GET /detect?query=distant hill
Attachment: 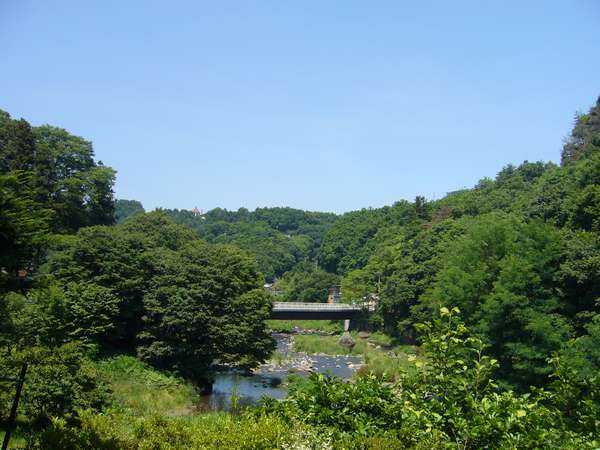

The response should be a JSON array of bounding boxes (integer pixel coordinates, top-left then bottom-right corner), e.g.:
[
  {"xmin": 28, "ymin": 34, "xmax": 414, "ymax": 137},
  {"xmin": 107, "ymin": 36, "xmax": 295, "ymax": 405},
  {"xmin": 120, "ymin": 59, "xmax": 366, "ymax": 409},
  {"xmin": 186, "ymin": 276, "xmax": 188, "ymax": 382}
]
[
  {"xmin": 161, "ymin": 207, "xmax": 338, "ymax": 281},
  {"xmin": 115, "ymin": 199, "xmax": 145, "ymax": 223}
]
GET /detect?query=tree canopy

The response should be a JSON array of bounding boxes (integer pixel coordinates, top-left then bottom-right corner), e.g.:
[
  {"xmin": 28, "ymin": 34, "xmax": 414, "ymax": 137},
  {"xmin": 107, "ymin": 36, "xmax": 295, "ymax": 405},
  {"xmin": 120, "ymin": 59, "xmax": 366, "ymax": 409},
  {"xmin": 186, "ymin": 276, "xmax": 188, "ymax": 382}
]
[
  {"xmin": 324, "ymin": 97, "xmax": 600, "ymax": 389},
  {"xmin": 163, "ymin": 206, "xmax": 338, "ymax": 281},
  {"xmin": 115, "ymin": 199, "xmax": 145, "ymax": 223},
  {"xmin": 38, "ymin": 212, "xmax": 275, "ymax": 381}
]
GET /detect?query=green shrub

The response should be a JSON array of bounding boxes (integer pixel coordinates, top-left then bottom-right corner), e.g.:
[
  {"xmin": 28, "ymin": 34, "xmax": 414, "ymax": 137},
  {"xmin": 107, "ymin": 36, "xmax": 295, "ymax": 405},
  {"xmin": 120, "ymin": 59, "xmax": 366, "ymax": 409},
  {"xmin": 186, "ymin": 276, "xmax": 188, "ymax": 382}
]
[
  {"xmin": 27, "ymin": 411, "xmax": 329, "ymax": 450},
  {"xmin": 263, "ymin": 308, "xmax": 600, "ymax": 449},
  {"xmin": 0, "ymin": 342, "xmax": 106, "ymax": 424}
]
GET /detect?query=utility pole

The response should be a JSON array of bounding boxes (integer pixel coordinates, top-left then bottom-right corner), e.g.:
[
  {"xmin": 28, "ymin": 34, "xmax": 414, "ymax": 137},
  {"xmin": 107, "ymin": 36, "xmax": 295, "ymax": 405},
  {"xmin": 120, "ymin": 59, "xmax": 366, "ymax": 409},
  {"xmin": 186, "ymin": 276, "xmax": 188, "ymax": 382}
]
[{"xmin": 1, "ymin": 364, "xmax": 27, "ymax": 450}]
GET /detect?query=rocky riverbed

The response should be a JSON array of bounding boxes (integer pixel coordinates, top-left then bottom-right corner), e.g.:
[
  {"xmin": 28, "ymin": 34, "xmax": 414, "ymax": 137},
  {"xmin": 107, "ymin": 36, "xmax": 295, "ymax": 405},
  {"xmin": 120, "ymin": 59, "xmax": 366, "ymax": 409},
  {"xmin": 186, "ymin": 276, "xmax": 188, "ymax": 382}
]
[{"xmin": 196, "ymin": 332, "xmax": 364, "ymax": 412}]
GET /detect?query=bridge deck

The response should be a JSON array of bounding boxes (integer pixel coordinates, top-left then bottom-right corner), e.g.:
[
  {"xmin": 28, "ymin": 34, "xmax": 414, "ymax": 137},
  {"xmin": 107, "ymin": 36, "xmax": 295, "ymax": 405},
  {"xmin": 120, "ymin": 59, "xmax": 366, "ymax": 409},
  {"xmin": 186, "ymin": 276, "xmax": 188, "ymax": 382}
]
[{"xmin": 271, "ymin": 302, "xmax": 368, "ymax": 320}]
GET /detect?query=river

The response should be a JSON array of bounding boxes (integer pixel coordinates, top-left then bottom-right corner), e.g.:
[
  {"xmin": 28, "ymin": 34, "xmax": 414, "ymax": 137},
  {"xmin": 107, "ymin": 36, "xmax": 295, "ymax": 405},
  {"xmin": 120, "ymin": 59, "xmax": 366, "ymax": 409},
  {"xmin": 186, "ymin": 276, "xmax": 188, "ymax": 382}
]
[{"xmin": 196, "ymin": 333, "xmax": 363, "ymax": 412}]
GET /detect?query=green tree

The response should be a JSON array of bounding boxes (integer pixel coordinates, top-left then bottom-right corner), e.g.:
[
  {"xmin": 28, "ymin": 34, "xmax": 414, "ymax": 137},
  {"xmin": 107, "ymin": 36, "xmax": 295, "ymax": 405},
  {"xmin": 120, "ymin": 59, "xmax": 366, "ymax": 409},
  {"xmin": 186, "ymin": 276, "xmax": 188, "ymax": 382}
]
[
  {"xmin": 32, "ymin": 125, "xmax": 116, "ymax": 232},
  {"xmin": 0, "ymin": 171, "xmax": 52, "ymax": 291},
  {"xmin": 114, "ymin": 199, "xmax": 145, "ymax": 223},
  {"xmin": 42, "ymin": 213, "xmax": 275, "ymax": 383},
  {"xmin": 422, "ymin": 213, "xmax": 572, "ymax": 388},
  {"xmin": 0, "ymin": 111, "xmax": 37, "ymax": 172},
  {"xmin": 137, "ymin": 240, "xmax": 275, "ymax": 384},
  {"xmin": 0, "ymin": 110, "xmax": 116, "ymax": 234},
  {"xmin": 561, "ymin": 96, "xmax": 600, "ymax": 165},
  {"xmin": 276, "ymin": 262, "xmax": 340, "ymax": 302}
]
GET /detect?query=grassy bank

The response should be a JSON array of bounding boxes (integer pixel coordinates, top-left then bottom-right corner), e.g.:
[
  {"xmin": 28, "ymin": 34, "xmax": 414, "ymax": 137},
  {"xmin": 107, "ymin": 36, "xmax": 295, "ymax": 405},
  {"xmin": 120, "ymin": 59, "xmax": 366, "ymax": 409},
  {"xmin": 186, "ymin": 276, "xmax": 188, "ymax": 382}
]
[
  {"xmin": 96, "ymin": 355, "xmax": 198, "ymax": 416},
  {"xmin": 28, "ymin": 356, "xmax": 323, "ymax": 449},
  {"xmin": 26, "ymin": 356, "xmax": 336, "ymax": 449},
  {"xmin": 266, "ymin": 319, "xmax": 343, "ymax": 334},
  {"xmin": 0, "ymin": 430, "xmax": 26, "ymax": 449},
  {"xmin": 293, "ymin": 332, "xmax": 421, "ymax": 379},
  {"xmin": 34, "ymin": 409, "xmax": 410, "ymax": 450}
]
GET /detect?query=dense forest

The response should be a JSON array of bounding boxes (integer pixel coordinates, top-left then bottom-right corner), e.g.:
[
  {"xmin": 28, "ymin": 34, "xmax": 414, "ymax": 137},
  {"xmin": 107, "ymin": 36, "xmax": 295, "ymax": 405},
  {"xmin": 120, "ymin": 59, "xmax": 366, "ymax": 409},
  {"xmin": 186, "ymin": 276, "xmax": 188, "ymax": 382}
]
[
  {"xmin": 119, "ymin": 97, "xmax": 600, "ymax": 391},
  {"xmin": 1, "ymin": 97, "xmax": 599, "ymax": 448},
  {"xmin": 116, "ymin": 201, "xmax": 338, "ymax": 282},
  {"xmin": 159, "ymin": 207, "xmax": 337, "ymax": 281},
  {"xmin": 325, "ymin": 97, "xmax": 600, "ymax": 391},
  {"xmin": 0, "ymin": 110, "xmax": 274, "ymax": 441}
]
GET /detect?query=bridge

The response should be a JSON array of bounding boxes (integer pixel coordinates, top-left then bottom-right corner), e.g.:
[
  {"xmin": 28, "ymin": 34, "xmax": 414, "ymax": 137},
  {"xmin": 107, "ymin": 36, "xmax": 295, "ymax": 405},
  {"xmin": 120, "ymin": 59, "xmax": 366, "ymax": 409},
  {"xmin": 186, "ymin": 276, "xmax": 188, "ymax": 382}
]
[
  {"xmin": 271, "ymin": 302, "xmax": 374, "ymax": 331},
  {"xmin": 271, "ymin": 302, "xmax": 367, "ymax": 320}
]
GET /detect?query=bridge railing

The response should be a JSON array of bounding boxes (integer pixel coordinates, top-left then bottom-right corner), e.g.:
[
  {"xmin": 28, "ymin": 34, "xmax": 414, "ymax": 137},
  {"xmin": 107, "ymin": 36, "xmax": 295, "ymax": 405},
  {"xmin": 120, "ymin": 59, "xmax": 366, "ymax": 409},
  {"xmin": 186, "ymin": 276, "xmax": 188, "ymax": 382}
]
[{"xmin": 272, "ymin": 302, "xmax": 372, "ymax": 312}]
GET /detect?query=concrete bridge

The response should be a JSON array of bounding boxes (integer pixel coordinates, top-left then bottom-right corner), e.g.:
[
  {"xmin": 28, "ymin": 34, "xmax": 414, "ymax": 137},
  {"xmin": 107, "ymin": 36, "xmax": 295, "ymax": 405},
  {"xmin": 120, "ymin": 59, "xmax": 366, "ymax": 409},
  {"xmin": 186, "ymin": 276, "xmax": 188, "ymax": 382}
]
[
  {"xmin": 271, "ymin": 302, "xmax": 374, "ymax": 330},
  {"xmin": 271, "ymin": 302, "xmax": 368, "ymax": 320}
]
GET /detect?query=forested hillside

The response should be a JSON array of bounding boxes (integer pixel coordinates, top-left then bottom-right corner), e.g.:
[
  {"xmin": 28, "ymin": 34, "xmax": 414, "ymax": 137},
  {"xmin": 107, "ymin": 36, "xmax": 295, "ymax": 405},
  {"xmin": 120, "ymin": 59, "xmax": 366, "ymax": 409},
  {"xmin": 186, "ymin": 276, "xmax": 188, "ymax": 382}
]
[
  {"xmin": 324, "ymin": 97, "xmax": 600, "ymax": 390},
  {"xmin": 159, "ymin": 207, "xmax": 338, "ymax": 281},
  {"xmin": 113, "ymin": 98, "xmax": 600, "ymax": 391},
  {"xmin": 1, "ymin": 97, "xmax": 599, "ymax": 448},
  {"xmin": 112, "ymin": 98, "xmax": 600, "ymax": 392},
  {"xmin": 0, "ymin": 110, "xmax": 275, "ymax": 443},
  {"xmin": 114, "ymin": 199, "xmax": 145, "ymax": 223}
]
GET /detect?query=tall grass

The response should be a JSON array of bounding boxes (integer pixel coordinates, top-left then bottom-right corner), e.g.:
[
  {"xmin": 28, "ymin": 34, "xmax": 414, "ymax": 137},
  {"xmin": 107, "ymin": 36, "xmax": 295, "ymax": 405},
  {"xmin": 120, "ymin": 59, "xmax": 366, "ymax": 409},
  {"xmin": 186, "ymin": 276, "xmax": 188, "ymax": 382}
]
[
  {"xmin": 266, "ymin": 319, "xmax": 343, "ymax": 333},
  {"xmin": 35, "ymin": 410, "xmax": 336, "ymax": 450},
  {"xmin": 293, "ymin": 334, "xmax": 349, "ymax": 354},
  {"xmin": 95, "ymin": 356, "xmax": 198, "ymax": 416},
  {"xmin": 270, "ymin": 351, "xmax": 286, "ymax": 365}
]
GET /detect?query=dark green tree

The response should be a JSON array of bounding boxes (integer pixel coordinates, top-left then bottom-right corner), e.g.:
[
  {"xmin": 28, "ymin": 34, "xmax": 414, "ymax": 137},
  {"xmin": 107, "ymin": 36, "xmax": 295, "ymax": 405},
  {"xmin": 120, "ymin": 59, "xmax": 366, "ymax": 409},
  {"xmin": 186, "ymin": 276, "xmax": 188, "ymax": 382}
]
[
  {"xmin": 42, "ymin": 213, "xmax": 275, "ymax": 383},
  {"xmin": 421, "ymin": 213, "xmax": 572, "ymax": 388},
  {"xmin": 32, "ymin": 125, "xmax": 116, "ymax": 232},
  {"xmin": 0, "ymin": 171, "xmax": 52, "ymax": 291},
  {"xmin": 115, "ymin": 199, "xmax": 145, "ymax": 223},
  {"xmin": 561, "ymin": 96, "xmax": 600, "ymax": 165},
  {"xmin": 0, "ymin": 110, "xmax": 117, "ymax": 234},
  {"xmin": 138, "ymin": 241, "xmax": 274, "ymax": 383},
  {"xmin": 276, "ymin": 262, "xmax": 340, "ymax": 303}
]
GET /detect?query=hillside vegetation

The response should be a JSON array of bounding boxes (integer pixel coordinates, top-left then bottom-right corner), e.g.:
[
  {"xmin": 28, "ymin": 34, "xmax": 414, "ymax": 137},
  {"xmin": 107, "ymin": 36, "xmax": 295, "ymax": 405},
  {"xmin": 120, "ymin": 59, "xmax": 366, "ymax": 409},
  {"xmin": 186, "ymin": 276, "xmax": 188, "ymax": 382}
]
[
  {"xmin": 1, "ymin": 97, "xmax": 599, "ymax": 448},
  {"xmin": 160, "ymin": 207, "xmax": 338, "ymax": 281},
  {"xmin": 323, "ymin": 97, "xmax": 600, "ymax": 391}
]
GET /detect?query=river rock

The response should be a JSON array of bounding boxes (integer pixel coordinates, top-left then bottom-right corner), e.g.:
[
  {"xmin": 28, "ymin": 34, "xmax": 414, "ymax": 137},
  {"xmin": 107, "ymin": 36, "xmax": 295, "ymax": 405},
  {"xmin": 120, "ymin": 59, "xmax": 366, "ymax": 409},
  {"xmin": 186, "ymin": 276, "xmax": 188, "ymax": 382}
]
[{"xmin": 338, "ymin": 332, "xmax": 356, "ymax": 349}]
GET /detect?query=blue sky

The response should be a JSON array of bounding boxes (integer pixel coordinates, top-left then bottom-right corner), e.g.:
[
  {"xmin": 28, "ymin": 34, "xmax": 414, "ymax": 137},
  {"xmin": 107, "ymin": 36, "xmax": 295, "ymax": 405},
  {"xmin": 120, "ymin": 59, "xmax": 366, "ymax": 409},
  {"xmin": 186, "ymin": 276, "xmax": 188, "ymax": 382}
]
[{"xmin": 1, "ymin": 1, "xmax": 598, "ymax": 213}]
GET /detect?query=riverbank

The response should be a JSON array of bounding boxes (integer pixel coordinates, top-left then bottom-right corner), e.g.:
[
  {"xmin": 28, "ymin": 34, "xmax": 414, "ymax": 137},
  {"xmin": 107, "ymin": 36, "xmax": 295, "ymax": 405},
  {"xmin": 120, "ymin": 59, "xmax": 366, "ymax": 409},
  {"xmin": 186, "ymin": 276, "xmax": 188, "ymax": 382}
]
[
  {"xmin": 266, "ymin": 319, "xmax": 343, "ymax": 334},
  {"xmin": 96, "ymin": 355, "xmax": 198, "ymax": 416},
  {"xmin": 293, "ymin": 331, "xmax": 421, "ymax": 379},
  {"xmin": 5, "ymin": 330, "xmax": 413, "ymax": 448},
  {"xmin": 16, "ymin": 351, "xmax": 361, "ymax": 449}
]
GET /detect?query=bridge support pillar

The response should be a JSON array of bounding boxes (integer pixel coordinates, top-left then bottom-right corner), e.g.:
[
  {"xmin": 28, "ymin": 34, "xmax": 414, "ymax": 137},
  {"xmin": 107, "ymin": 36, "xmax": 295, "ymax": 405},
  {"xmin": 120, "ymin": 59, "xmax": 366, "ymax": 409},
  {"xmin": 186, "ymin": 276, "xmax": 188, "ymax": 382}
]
[{"xmin": 343, "ymin": 319, "xmax": 350, "ymax": 332}]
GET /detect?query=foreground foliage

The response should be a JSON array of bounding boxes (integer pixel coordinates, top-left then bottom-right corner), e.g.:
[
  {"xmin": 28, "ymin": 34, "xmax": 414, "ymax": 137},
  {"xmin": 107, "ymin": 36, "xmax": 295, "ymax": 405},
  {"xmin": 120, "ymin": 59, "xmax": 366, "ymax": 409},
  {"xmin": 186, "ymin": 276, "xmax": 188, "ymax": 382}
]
[
  {"xmin": 263, "ymin": 308, "xmax": 599, "ymax": 449},
  {"xmin": 19, "ymin": 309, "xmax": 600, "ymax": 449},
  {"xmin": 0, "ymin": 342, "xmax": 106, "ymax": 425}
]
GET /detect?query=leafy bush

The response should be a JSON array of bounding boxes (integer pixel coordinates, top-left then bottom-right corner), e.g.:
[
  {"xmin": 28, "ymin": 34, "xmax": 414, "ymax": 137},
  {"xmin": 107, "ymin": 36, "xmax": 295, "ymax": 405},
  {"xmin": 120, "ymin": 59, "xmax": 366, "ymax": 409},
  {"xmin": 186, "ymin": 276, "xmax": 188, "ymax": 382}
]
[
  {"xmin": 0, "ymin": 342, "xmax": 107, "ymax": 424},
  {"xmin": 262, "ymin": 308, "xmax": 600, "ymax": 449},
  {"xmin": 27, "ymin": 411, "xmax": 328, "ymax": 450}
]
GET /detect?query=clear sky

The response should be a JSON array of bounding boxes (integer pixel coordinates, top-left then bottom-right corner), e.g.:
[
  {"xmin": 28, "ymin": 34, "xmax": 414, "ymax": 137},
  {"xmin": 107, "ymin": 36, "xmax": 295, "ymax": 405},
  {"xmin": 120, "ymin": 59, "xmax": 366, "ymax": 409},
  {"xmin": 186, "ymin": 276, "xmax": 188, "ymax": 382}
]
[{"xmin": 1, "ymin": 1, "xmax": 598, "ymax": 213}]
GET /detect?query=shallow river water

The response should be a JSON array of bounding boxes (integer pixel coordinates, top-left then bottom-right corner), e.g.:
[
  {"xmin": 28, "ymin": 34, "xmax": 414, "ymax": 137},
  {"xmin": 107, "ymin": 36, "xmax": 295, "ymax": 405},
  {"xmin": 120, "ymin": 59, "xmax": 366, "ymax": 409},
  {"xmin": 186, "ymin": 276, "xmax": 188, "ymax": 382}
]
[{"xmin": 196, "ymin": 333, "xmax": 363, "ymax": 412}]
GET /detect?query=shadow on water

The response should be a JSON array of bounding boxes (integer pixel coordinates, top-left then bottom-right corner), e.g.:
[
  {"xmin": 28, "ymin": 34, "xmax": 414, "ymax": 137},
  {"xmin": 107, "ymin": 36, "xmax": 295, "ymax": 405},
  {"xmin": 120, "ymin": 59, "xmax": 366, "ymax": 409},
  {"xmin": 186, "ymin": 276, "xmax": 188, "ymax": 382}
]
[
  {"xmin": 195, "ymin": 372, "xmax": 288, "ymax": 413},
  {"xmin": 196, "ymin": 333, "xmax": 363, "ymax": 412}
]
